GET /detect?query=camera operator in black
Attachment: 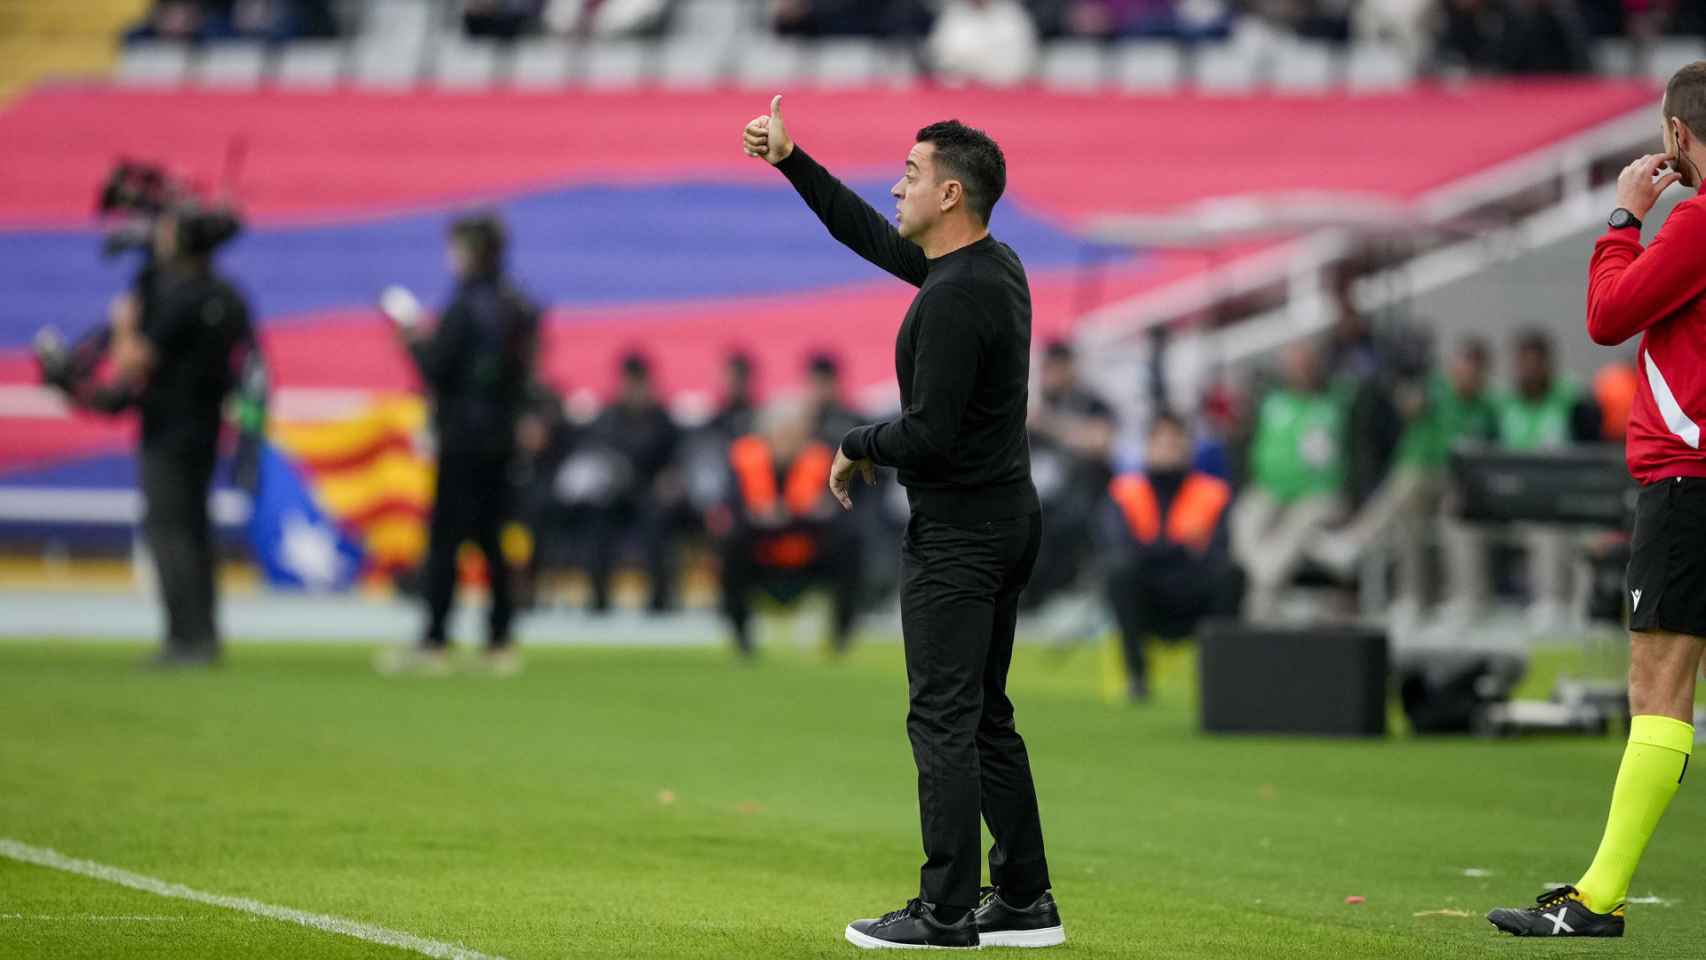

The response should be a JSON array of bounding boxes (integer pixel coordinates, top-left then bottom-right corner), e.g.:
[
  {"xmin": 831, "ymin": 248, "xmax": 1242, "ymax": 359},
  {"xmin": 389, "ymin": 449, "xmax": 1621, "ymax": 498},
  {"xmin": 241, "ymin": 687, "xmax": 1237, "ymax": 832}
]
[
  {"xmin": 402, "ymin": 212, "xmax": 540, "ymax": 664},
  {"xmin": 110, "ymin": 203, "xmax": 252, "ymax": 666}
]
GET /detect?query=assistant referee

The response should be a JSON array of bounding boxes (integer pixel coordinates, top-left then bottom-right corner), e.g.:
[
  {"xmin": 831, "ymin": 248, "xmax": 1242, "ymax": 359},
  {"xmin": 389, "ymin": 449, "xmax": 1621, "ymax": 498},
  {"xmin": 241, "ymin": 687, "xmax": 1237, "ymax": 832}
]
[
  {"xmin": 743, "ymin": 96, "xmax": 1063, "ymax": 951},
  {"xmin": 1489, "ymin": 62, "xmax": 1706, "ymax": 938}
]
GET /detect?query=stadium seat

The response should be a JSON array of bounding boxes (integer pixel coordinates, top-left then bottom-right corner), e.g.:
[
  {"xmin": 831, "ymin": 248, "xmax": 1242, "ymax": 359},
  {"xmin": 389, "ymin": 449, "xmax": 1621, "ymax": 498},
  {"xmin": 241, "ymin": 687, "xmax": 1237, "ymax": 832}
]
[
  {"xmin": 734, "ymin": 40, "xmax": 806, "ymax": 91},
  {"xmin": 115, "ymin": 42, "xmax": 190, "ymax": 88},
  {"xmin": 1648, "ymin": 38, "xmax": 1706, "ymax": 84},
  {"xmin": 349, "ymin": 0, "xmax": 432, "ymax": 89},
  {"xmin": 584, "ymin": 42, "xmax": 652, "ymax": 89},
  {"xmin": 1111, "ymin": 41, "xmax": 1182, "ymax": 92},
  {"xmin": 1039, "ymin": 41, "xmax": 1107, "ymax": 92},
  {"xmin": 1345, "ymin": 43, "xmax": 1411, "ymax": 92},
  {"xmin": 1593, "ymin": 38, "xmax": 1634, "ymax": 77},
  {"xmin": 510, "ymin": 38, "xmax": 574, "ymax": 89},
  {"xmin": 432, "ymin": 37, "xmax": 501, "ymax": 90},
  {"xmin": 657, "ymin": 37, "xmax": 729, "ymax": 89},
  {"xmin": 352, "ymin": 38, "xmax": 424, "ymax": 89},
  {"xmin": 194, "ymin": 42, "xmax": 268, "ymax": 89},
  {"xmin": 814, "ymin": 39, "xmax": 882, "ymax": 88},
  {"xmin": 274, "ymin": 41, "xmax": 344, "ymax": 89},
  {"xmin": 672, "ymin": 0, "xmax": 746, "ymax": 41},
  {"xmin": 1271, "ymin": 41, "xmax": 1335, "ymax": 92},
  {"xmin": 1193, "ymin": 44, "xmax": 1257, "ymax": 93}
]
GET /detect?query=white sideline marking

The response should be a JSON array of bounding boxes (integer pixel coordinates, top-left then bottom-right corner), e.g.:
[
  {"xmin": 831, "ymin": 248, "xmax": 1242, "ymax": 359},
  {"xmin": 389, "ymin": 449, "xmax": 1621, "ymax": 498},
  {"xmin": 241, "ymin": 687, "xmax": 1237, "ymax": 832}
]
[
  {"xmin": 0, "ymin": 913, "xmax": 200, "ymax": 922},
  {"xmin": 0, "ymin": 838, "xmax": 510, "ymax": 960}
]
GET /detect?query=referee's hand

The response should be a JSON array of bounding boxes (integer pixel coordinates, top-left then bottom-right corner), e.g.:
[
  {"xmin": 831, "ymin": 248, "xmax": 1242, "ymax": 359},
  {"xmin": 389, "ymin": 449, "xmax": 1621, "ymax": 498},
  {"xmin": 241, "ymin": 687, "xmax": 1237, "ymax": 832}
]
[
  {"xmin": 1617, "ymin": 153, "xmax": 1683, "ymax": 221},
  {"xmin": 829, "ymin": 447, "xmax": 875, "ymax": 512},
  {"xmin": 742, "ymin": 94, "xmax": 794, "ymax": 166}
]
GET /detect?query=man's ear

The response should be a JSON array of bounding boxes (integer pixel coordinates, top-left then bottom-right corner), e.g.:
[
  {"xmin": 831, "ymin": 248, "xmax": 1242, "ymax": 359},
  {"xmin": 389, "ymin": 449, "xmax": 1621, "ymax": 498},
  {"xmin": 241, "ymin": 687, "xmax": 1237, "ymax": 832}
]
[{"xmin": 940, "ymin": 180, "xmax": 963, "ymax": 214}]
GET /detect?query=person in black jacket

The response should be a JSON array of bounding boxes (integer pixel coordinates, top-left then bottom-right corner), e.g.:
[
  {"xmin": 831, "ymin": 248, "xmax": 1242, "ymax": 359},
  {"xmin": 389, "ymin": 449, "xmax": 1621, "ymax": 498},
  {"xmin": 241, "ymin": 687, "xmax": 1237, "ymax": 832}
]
[
  {"xmin": 394, "ymin": 212, "xmax": 539, "ymax": 672},
  {"xmin": 745, "ymin": 96, "xmax": 1062, "ymax": 951}
]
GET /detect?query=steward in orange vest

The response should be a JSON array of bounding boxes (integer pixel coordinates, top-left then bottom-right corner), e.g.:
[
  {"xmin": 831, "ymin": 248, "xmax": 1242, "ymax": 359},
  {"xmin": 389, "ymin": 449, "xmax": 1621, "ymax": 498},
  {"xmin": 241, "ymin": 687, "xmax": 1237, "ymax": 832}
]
[
  {"xmin": 717, "ymin": 409, "xmax": 864, "ymax": 656},
  {"xmin": 1103, "ymin": 414, "xmax": 1245, "ymax": 702}
]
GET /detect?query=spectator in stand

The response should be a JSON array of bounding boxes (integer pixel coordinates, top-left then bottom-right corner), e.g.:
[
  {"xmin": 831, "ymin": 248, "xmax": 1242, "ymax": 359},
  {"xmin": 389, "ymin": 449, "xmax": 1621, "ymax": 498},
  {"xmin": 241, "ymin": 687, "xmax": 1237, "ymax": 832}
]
[
  {"xmin": 1437, "ymin": 0, "xmax": 1592, "ymax": 74},
  {"xmin": 1025, "ymin": 339, "xmax": 1117, "ymax": 607},
  {"xmin": 1354, "ymin": 0, "xmax": 1435, "ymax": 69},
  {"xmin": 706, "ymin": 350, "xmax": 758, "ymax": 443},
  {"xmin": 928, "ymin": 0, "xmax": 1040, "ymax": 86},
  {"xmin": 463, "ymin": 0, "xmax": 544, "ymax": 39},
  {"xmin": 716, "ymin": 402, "xmax": 863, "ymax": 656},
  {"xmin": 1104, "ymin": 412, "xmax": 1241, "ymax": 703},
  {"xmin": 543, "ymin": 0, "xmax": 674, "ymax": 37},
  {"xmin": 514, "ymin": 383, "xmax": 578, "ymax": 608},
  {"xmin": 1230, "ymin": 339, "xmax": 1348, "ymax": 619},
  {"xmin": 126, "ymin": 0, "xmax": 339, "ymax": 43},
  {"xmin": 582, "ymin": 352, "xmax": 684, "ymax": 613},
  {"xmin": 772, "ymin": 0, "xmax": 932, "ymax": 37}
]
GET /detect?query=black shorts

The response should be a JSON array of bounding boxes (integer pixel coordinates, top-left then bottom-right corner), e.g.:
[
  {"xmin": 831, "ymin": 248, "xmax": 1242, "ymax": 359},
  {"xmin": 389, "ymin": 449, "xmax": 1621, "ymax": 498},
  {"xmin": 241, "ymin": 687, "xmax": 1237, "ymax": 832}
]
[{"xmin": 1626, "ymin": 476, "xmax": 1706, "ymax": 637}]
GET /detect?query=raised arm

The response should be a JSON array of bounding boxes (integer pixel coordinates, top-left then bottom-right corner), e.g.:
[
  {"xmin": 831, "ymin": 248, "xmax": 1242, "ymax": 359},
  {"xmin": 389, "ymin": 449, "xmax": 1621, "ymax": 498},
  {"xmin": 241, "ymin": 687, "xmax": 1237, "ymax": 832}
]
[
  {"xmin": 743, "ymin": 94, "xmax": 929, "ymax": 287},
  {"xmin": 1587, "ymin": 154, "xmax": 1704, "ymax": 346}
]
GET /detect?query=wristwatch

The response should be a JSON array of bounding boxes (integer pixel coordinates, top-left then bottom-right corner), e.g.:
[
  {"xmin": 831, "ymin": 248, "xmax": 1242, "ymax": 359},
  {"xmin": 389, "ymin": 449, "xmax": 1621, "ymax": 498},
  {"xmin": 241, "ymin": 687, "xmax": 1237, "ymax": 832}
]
[{"xmin": 1609, "ymin": 208, "xmax": 1643, "ymax": 231}]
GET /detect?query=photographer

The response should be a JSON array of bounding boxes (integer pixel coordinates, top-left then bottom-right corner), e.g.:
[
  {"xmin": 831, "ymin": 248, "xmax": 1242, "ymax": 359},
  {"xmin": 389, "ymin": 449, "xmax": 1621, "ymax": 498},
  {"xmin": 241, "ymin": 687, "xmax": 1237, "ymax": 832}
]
[
  {"xmin": 42, "ymin": 200, "xmax": 253, "ymax": 667},
  {"xmin": 386, "ymin": 212, "xmax": 540, "ymax": 672}
]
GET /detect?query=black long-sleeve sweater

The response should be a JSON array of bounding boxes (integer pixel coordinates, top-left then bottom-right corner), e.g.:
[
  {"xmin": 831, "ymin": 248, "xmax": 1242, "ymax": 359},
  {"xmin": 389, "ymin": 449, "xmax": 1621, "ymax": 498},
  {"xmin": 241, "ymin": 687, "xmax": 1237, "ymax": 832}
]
[{"xmin": 777, "ymin": 147, "xmax": 1039, "ymax": 525}]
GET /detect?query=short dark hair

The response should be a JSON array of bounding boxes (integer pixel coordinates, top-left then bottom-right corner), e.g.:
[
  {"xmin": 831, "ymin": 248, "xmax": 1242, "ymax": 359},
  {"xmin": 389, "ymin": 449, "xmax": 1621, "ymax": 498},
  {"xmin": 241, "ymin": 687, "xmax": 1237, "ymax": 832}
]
[
  {"xmin": 1458, "ymin": 336, "xmax": 1490, "ymax": 367},
  {"xmin": 449, "ymin": 210, "xmax": 507, "ymax": 276},
  {"xmin": 1664, "ymin": 61, "xmax": 1706, "ymax": 135},
  {"xmin": 915, "ymin": 120, "xmax": 1006, "ymax": 225},
  {"xmin": 1043, "ymin": 339, "xmax": 1074, "ymax": 362},
  {"xmin": 1514, "ymin": 329, "xmax": 1552, "ymax": 359},
  {"xmin": 620, "ymin": 350, "xmax": 652, "ymax": 380},
  {"xmin": 807, "ymin": 351, "xmax": 840, "ymax": 377}
]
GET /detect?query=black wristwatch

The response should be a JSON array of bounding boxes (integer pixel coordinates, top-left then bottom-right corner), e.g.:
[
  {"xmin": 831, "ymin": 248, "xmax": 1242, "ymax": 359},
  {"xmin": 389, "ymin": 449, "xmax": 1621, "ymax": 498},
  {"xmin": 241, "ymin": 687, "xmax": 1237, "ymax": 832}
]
[{"xmin": 1609, "ymin": 208, "xmax": 1643, "ymax": 231}]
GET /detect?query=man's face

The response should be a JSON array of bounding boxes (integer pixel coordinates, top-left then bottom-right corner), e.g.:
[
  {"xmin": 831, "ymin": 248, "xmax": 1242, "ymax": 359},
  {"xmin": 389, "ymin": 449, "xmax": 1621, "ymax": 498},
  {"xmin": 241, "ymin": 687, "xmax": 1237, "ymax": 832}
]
[
  {"xmin": 808, "ymin": 370, "xmax": 838, "ymax": 407},
  {"xmin": 1515, "ymin": 346, "xmax": 1550, "ymax": 397},
  {"xmin": 151, "ymin": 213, "xmax": 179, "ymax": 260},
  {"xmin": 1145, "ymin": 424, "xmax": 1190, "ymax": 472},
  {"xmin": 1449, "ymin": 351, "xmax": 1487, "ymax": 398},
  {"xmin": 1041, "ymin": 356, "xmax": 1074, "ymax": 394},
  {"xmin": 447, "ymin": 238, "xmax": 472, "ymax": 280},
  {"xmin": 893, "ymin": 142, "xmax": 947, "ymax": 241},
  {"xmin": 620, "ymin": 373, "xmax": 651, "ymax": 407},
  {"xmin": 1282, "ymin": 343, "xmax": 1321, "ymax": 392}
]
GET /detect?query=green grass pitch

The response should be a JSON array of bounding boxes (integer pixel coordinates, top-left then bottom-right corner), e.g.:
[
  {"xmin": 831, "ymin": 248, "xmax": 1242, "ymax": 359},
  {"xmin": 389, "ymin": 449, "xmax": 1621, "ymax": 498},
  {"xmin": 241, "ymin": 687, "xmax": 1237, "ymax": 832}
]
[{"xmin": 0, "ymin": 637, "xmax": 1699, "ymax": 958}]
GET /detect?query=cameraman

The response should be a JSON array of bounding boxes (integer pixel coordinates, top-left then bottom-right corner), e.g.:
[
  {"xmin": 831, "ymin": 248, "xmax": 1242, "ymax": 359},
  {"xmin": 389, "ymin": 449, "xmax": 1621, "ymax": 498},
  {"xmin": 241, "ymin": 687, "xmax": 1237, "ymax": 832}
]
[
  {"xmin": 69, "ymin": 203, "xmax": 252, "ymax": 666},
  {"xmin": 392, "ymin": 212, "xmax": 540, "ymax": 671}
]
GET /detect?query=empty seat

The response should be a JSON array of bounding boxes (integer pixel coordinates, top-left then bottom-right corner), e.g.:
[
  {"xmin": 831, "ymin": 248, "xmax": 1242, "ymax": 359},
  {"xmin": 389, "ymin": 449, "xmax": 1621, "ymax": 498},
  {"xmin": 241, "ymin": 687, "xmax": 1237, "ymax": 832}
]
[
  {"xmin": 657, "ymin": 37, "xmax": 729, "ymax": 89},
  {"xmin": 274, "ymin": 40, "xmax": 344, "ymax": 88},
  {"xmin": 672, "ymin": 0, "xmax": 746, "ymax": 41},
  {"xmin": 195, "ymin": 42, "xmax": 268, "ymax": 89},
  {"xmin": 1345, "ymin": 43, "xmax": 1411, "ymax": 92},
  {"xmin": 1112, "ymin": 41, "xmax": 1182, "ymax": 92},
  {"xmin": 115, "ymin": 42, "xmax": 190, "ymax": 87},
  {"xmin": 1272, "ymin": 41, "xmax": 1335, "ymax": 92},
  {"xmin": 1593, "ymin": 38, "xmax": 1634, "ymax": 77},
  {"xmin": 351, "ymin": 38, "xmax": 424, "ymax": 89},
  {"xmin": 432, "ymin": 37, "xmax": 501, "ymax": 89},
  {"xmin": 814, "ymin": 39, "xmax": 881, "ymax": 88},
  {"xmin": 583, "ymin": 42, "xmax": 651, "ymax": 89},
  {"xmin": 1194, "ymin": 43, "xmax": 1257, "ymax": 92},
  {"xmin": 1039, "ymin": 40, "xmax": 1106, "ymax": 92},
  {"xmin": 510, "ymin": 37, "xmax": 573, "ymax": 88},
  {"xmin": 1648, "ymin": 38, "xmax": 1706, "ymax": 84},
  {"xmin": 734, "ymin": 40, "xmax": 805, "ymax": 90}
]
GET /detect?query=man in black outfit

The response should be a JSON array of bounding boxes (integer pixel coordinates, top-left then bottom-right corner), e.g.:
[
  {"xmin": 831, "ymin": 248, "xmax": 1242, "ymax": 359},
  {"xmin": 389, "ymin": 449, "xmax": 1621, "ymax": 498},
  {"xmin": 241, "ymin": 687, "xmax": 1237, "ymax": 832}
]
[
  {"xmin": 745, "ymin": 95, "xmax": 1064, "ymax": 950},
  {"xmin": 583, "ymin": 352, "xmax": 683, "ymax": 613},
  {"xmin": 395, "ymin": 212, "xmax": 539, "ymax": 672},
  {"xmin": 95, "ymin": 203, "xmax": 252, "ymax": 667}
]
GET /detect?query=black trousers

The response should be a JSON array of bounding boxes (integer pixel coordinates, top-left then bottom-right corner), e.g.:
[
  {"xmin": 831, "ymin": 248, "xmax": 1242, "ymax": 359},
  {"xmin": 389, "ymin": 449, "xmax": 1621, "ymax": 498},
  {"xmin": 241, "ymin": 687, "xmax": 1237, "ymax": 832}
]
[
  {"xmin": 423, "ymin": 452, "xmax": 514, "ymax": 649},
  {"xmin": 900, "ymin": 510, "xmax": 1051, "ymax": 911},
  {"xmin": 719, "ymin": 519, "xmax": 863, "ymax": 654},
  {"xmin": 584, "ymin": 498, "xmax": 677, "ymax": 612},
  {"xmin": 1105, "ymin": 554, "xmax": 1244, "ymax": 685},
  {"xmin": 140, "ymin": 445, "xmax": 219, "ymax": 655}
]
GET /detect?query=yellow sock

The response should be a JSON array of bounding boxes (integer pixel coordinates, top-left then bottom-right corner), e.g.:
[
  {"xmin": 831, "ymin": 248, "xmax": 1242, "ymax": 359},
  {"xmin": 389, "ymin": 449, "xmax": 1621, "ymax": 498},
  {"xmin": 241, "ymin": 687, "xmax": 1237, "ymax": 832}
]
[{"xmin": 1575, "ymin": 715, "xmax": 1694, "ymax": 913}]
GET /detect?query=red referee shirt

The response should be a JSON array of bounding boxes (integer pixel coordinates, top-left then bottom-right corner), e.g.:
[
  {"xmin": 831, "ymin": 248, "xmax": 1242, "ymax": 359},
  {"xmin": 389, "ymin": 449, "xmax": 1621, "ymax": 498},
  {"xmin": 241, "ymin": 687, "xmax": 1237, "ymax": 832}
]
[{"xmin": 1587, "ymin": 194, "xmax": 1706, "ymax": 483}]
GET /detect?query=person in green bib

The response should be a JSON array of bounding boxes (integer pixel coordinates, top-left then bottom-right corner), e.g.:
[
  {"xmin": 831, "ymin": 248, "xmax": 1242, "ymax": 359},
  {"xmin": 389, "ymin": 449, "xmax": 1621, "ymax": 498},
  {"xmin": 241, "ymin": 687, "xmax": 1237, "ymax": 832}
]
[
  {"xmin": 1231, "ymin": 340, "xmax": 1350, "ymax": 618},
  {"xmin": 1310, "ymin": 337, "xmax": 1498, "ymax": 622}
]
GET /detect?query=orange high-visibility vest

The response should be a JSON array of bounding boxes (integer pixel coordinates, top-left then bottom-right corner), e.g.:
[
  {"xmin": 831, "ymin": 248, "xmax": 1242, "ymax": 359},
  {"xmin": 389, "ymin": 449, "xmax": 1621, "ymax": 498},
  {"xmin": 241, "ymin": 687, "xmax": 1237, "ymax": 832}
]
[
  {"xmin": 729, "ymin": 435, "xmax": 835, "ymax": 568},
  {"xmin": 1594, "ymin": 362, "xmax": 1638, "ymax": 442},
  {"xmin": 1108, "ymin": 471, "xmax": 1231, "ymax": 554}
]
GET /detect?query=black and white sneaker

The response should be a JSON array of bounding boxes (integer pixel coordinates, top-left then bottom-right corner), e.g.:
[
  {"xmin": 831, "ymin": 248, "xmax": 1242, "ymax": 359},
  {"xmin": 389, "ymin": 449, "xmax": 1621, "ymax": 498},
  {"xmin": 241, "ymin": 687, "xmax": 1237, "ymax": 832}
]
[
  {"xmin": 974, "ymin": 887, "xmax": 1065, "ymax": 948},
  {"xmin": 1487, "ymin": 885, "xmax": 1625, "ymax": 937},
  {"xmin": 844, "ymin": 899, "xmax": 979, "ymax": 950}
]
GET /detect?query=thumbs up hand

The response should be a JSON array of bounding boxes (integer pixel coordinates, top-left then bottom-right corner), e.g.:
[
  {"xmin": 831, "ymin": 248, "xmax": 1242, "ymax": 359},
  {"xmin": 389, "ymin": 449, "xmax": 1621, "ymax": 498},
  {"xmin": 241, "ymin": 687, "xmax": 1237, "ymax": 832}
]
[{"xmin": 742, "ymin": 94, "xmax": 794, "ymax": 166}]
